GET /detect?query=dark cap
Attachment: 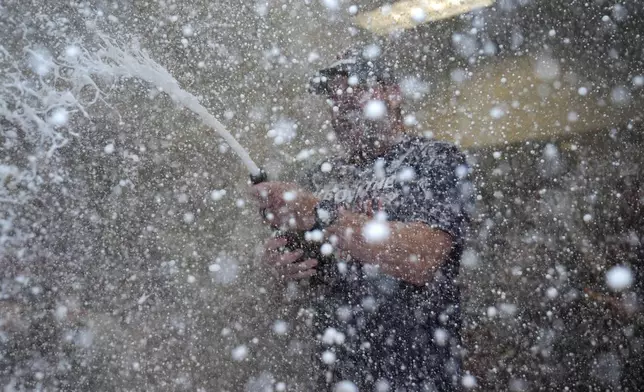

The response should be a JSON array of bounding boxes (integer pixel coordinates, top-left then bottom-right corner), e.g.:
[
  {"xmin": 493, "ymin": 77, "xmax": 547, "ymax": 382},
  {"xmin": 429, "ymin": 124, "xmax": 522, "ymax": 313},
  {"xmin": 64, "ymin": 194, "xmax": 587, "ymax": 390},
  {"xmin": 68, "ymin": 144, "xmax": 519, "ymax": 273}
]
[{"xmin": 308, "ymin": 45, "xmax": 396, "ymax": 95}]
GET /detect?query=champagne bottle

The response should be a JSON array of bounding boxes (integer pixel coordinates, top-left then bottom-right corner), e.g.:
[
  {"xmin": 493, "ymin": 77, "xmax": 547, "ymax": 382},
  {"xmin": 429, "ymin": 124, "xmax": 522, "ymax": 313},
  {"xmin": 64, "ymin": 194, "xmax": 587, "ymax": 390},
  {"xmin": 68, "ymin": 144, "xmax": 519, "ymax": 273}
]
[
  {"xmin": 251, "ymin": 170, "xmax": 333, "ymax": 284},
  {"xmin": 274, "ymin": 230, "xmax": 334, "ymax": 285}
]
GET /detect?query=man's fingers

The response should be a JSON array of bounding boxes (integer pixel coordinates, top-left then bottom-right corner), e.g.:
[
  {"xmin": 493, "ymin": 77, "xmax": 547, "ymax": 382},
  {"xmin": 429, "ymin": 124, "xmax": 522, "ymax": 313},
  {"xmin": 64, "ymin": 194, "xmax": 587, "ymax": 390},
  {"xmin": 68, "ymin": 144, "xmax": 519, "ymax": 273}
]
[
  {"xmin": 274, "ymin": 259, "xmax": 318, "ymax": 280},
  {"xmin": 272, "ymin": 249, "xmax": 304, "ymax": 266},
  {"xmin": 366, "ymin": 199, "xmax": 374, "ymax": 216},
  {"xmin": 250, "ymin": 183, "xmax": 276, "ymax": 211},
  {"xmin": 265, "ymin": 236, "xmax": 288, "ymax": 251},
  {"xmin": 285, "ymin": 269, "xmax": 317, "ymax": 280},
  {"xmin": 260, "ymin": 208, "xmax": 271, "ymax": 224},
  {"xmin": 251, "ymin": 182, "xmax": 287, "ymax": 202},
  {"xmin": 281, "ymin": 258, "xmax": 318, "ymax": 274},
  {"xmin": 250, "ymin": 183, "xmax": 270, "ymax": 198},
  {"xmin": 252, "ymin": 182, "xmax": 299, "ymax": 211},
  {"xmin": 300, "ymin": 258, "xmax": 319, "ymax": 269}
]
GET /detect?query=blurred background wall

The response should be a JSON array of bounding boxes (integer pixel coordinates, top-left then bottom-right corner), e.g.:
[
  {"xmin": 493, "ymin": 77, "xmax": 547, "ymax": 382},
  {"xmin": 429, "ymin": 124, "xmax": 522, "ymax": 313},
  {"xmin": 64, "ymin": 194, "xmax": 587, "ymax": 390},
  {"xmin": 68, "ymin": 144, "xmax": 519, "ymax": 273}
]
[{"xmin": 1, "ymin": 0, "xmax": 643, "ymax": 390}]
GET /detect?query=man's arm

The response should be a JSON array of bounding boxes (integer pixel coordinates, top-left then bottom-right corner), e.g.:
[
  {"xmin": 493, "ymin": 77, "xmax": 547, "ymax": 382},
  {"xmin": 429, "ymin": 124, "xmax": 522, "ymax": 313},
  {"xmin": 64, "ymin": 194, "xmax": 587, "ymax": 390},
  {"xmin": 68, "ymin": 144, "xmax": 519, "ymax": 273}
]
[
  {"xmin": 250, "ymin": 180, "xmax": 454, "ymax": 286},
  {"xmin": 326, "ymin": 210, "xmax": 453, "ymax": 286}
]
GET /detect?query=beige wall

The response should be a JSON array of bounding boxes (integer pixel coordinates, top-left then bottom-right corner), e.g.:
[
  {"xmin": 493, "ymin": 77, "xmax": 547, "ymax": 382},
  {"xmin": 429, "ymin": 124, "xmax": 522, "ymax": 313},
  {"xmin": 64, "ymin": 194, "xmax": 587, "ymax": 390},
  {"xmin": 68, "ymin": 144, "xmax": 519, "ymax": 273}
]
[{"xmin": 421, "ymin": 55, "xmax": 642, "ymax": 148}]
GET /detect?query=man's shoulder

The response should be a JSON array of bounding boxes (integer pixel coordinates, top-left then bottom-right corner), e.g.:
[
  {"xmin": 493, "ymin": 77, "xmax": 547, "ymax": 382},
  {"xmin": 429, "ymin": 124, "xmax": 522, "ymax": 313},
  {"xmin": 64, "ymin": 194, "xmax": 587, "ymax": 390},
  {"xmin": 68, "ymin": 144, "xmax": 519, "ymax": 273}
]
[
  {"xmin": 293, "ymin": 154, "xmax": 342, "ymax": 188},
  {"xmin": 298, "ymin": 155, "xmax": 339, "ymax": 174}
]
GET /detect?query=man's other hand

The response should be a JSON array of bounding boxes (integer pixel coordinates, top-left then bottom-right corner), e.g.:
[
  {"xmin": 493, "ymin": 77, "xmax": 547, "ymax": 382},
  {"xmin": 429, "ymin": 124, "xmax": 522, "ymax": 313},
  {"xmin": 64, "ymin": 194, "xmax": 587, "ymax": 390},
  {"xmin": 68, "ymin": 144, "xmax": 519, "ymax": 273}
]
[
  {"xmin": 250, "ymin": 182, "xmax": 319, "ymax": 231},
  {"xmin": 262, "ymin": 237, "xmax": 318, "ymax": 280}
]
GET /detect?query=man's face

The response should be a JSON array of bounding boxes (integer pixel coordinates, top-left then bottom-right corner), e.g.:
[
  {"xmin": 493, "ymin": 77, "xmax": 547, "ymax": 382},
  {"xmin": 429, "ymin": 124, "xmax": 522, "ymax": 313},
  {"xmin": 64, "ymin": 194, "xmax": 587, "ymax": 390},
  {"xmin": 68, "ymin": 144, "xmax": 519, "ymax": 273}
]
[{"xmin": 325, "ymin": 75, "xmax": 399, "ymax": 155}]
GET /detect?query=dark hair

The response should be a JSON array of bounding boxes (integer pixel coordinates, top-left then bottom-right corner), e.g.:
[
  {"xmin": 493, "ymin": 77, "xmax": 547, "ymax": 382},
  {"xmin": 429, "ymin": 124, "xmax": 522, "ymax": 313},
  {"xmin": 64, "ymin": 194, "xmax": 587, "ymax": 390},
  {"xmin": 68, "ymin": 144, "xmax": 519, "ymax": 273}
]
[{"xmin": 308, "ymin": 46, "xmax": 396, "ymax": 95}]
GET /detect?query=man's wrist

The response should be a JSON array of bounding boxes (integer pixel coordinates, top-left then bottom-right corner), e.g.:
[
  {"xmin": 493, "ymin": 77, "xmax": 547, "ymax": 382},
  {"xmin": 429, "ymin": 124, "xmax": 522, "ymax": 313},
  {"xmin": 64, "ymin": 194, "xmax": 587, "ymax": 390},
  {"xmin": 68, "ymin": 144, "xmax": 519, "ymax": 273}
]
[
  {"xmin": 324, "ymin": 210, "xmax": 375, "ymax": 260},
  {"xmin": 324, "ymin": 209, "xmax": 363, "ymax": 239}
]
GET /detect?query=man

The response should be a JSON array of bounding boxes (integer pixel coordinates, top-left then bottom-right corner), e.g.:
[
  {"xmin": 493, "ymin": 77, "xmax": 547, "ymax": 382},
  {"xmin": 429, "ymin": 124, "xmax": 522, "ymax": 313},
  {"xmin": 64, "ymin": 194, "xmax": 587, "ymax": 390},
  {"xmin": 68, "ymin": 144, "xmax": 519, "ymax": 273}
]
[{"xmin": 251, "ymin": 47, "xmax": 472, "ymax": 391}]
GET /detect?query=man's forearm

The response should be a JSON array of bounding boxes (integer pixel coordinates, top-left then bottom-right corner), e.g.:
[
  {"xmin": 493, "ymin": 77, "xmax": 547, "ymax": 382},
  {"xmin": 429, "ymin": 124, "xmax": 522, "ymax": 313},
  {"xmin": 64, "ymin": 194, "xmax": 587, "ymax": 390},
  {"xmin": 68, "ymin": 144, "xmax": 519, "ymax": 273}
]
[{"xmin": 325, "ymin": 210, "xmax": 453, "ymax": 286}]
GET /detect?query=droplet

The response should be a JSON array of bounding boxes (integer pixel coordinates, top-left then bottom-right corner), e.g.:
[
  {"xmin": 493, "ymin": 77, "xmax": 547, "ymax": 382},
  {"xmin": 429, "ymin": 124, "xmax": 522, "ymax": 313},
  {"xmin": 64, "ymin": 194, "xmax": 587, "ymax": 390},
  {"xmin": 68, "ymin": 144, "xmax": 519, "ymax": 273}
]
[
  {"xmin": 362, "ymin": 218, "xmax": 390, "ymax": 243},
  {"xmin": 364, "ymin": 100, "xmax": 387, "ymax": 120},
  {"xmin": 410, "ymin": 7, "xmax": 426, "ymax": 23},
  {"xmin": 322, "ymin": 350, "xmax": 336, "ymax": 364},
  {"xmin": 321, "ymin": 0, "xmax": 339, "ymax": 10},
  {"xmin": 606, "ymin": 265, "xmax": 634, "ymax": 291},
  {"xmin": 49, "ymin": 108, "xmax": 69, "ymax": 126},
  {"xmin": 231, "ymin": 345, "xmax": 248, "ymax": 361},
  {"xmin": 183, "ymin": 212, "xmax": 195, "ymax": 223},
  {"xmin": 610, "ymin": 86, "xmax": 631, "ymax": 107},
  {"xmin": 362, "ymin": 44, "xmax": 381, "ymax": 60},
  {"xmin": 489, "ymin": 106, "xmax": 506, "ymax": 119},
  {"xmin": 433, "ymin": 328, "xmax": 448, "ymax": 346},
  {"xmin": 272, "ymin": 320, "xmax": 289, "ymax": 335},
  {"xmin": 321, "ymin": 162, "xmax": 333, "ymax": 172},
  {"xmin": 462, "ymin": 374, "xmax": 477, "ymax": 389},
  {"xmin": 334, "ymin": 380, "xmax": 358, "ymax": 392},
  {"xmin": 182, "ymin": 25, "xmax": 194, "ymax": 36},
  {"xmin": 320, "ymin": 243, "xmax": 334, "ymax": 256},
  {"xmin": 546, "ymin": 287, "xmax": 558, "ymax": 299},
  {"xmin": 210, "ymin": 189, "xmax": 227, "ymax": 201}
]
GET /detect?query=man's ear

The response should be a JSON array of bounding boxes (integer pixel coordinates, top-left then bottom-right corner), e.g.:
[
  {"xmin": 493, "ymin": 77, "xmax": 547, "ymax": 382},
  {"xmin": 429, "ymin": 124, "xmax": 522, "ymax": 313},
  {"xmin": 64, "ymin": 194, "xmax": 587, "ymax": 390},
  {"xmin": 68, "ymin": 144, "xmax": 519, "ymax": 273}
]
[{"xmin": 385, "ymin": 84, "xmax": 402, "ymax": 109}]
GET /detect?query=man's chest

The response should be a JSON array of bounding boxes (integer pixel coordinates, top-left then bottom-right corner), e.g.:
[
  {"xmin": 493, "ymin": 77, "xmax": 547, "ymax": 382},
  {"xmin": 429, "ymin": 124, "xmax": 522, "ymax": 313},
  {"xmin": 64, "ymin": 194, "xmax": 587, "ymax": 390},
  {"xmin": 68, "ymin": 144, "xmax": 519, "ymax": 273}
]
[{"xmin": 307, "ymin": 160, "xmax": 418, "ymax": 214}]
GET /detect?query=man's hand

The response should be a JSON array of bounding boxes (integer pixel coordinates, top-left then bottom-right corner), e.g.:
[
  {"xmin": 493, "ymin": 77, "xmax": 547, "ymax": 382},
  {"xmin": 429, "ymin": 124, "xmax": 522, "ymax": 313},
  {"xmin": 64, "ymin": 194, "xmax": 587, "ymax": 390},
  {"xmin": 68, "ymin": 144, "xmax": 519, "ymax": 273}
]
[
  {"xmin": 262, "ymin": 237, "xmax": 319, "ymax": 280},
  {"xmin": 250, "ymin": 182, "xmax": 319, "ymax": 231}
]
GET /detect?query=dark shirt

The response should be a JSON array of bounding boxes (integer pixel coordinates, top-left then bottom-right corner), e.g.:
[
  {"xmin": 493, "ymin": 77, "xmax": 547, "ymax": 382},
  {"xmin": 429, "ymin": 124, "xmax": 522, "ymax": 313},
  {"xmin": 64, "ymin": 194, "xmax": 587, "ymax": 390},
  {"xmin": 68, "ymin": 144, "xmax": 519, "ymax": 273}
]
[{"xmin": 298, "ymin": 135, "xmax": 473, "ymax": 391}]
